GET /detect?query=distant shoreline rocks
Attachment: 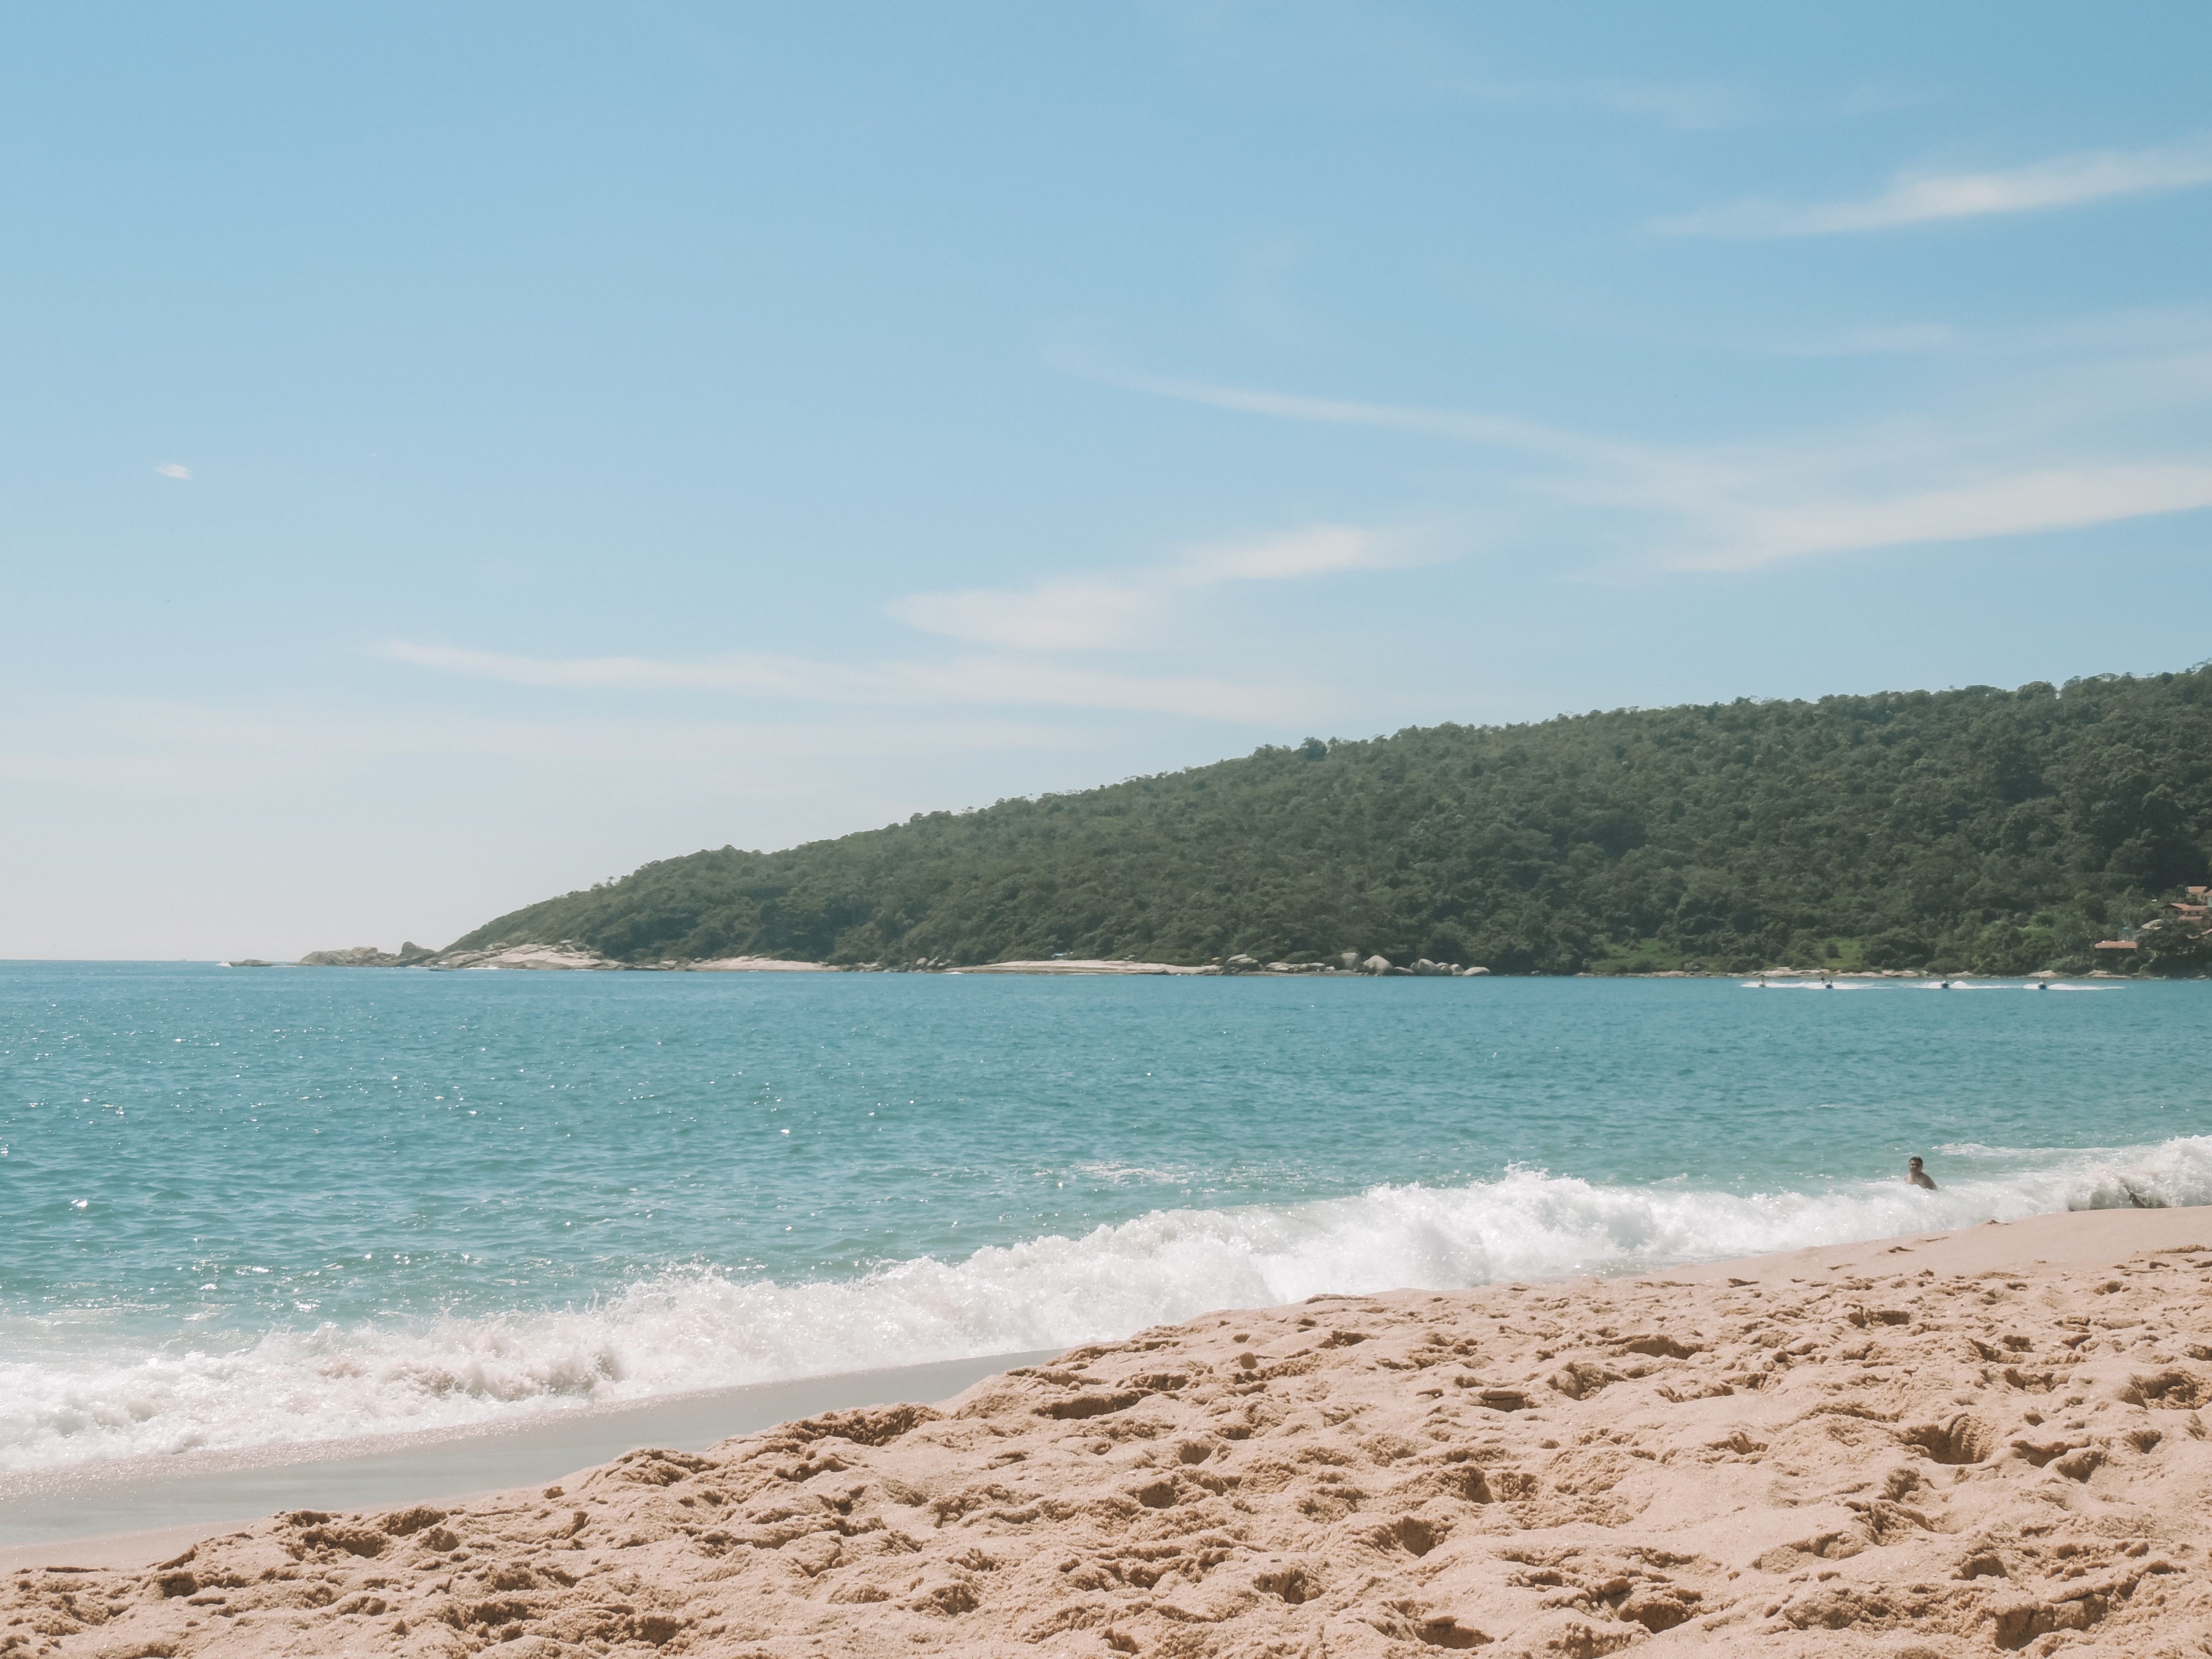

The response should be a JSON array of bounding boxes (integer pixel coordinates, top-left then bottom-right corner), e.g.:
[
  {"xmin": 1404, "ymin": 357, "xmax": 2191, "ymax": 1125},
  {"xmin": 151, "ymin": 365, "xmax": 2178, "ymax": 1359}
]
[
  {"xmin": 273, "ymin": 942, "xmax": 1505, "ymax": 975},
  {"xmin": 261, "ymin": 943, "xmax": 2086, "ymax": 979},
  {"xmin": 298, "ymin": 942, "xmax": 436, "ymax": 968}
]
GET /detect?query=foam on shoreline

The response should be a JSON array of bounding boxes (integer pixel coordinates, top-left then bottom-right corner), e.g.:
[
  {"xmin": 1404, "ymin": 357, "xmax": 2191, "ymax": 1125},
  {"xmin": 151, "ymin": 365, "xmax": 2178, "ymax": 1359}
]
[
  {"xmin": 9, "ymin": 1207, "xmax": 2212, "ymax": 1655},
  {"xmin": 11, "ymin": 1137, "xmax": 2209, "ymax": 1480},
  {"xmin": 0, "ymin": 1351, "xmax": 1060, "ymax": 1555}
]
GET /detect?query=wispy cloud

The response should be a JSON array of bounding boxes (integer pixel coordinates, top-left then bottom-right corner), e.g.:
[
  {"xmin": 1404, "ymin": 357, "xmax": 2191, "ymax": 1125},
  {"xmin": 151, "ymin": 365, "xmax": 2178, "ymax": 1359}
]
[
  {"xmin": 1118, "ymin": 369, "xmax": 2212, "ymax": 570},
  {"xmin": 153, "ymin": 462, "xmax": 191, "ymax": 480},
  {"xmin": 888, "ymin": 577, "xmax": 1167, "ymax": 654},
  {"xmin": 1679, "ymin": 463, "xmax": 2212, "ymax": 570},
  {"xmin": 1655, "ymin": 137, "xmax": 2212, "ymax": 238},
  {"xmin": 1076, "ymin": 362, "xmax": 1626, "ymax": 465},
  {"xmin": 0, "ymin": 694, "xmax": 1084, "ymax": 796},
  {"xmin": 374, "ymin": 640, "xmax": 1315, "ymax": 724},
  {"xmin": 375, "ymin": 518, "xmax": 1411, "ymax": 726},
  {"xmin": 888, "ymin": 523, "xmax": 1411, "ymax": 652}
]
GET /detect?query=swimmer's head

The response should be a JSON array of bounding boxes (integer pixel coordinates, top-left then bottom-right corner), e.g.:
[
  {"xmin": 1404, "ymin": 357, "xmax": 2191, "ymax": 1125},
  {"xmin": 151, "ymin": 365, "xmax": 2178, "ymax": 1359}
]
[{"xmin": 1908, "ymin": 1157, "xmax": 1924, "ymax": 1171}]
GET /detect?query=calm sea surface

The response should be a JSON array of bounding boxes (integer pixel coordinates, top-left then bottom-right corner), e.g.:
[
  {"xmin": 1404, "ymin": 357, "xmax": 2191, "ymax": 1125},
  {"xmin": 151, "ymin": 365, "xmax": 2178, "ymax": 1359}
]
[{"xmin": 2, "ymin": 962, "xmax": 2206, "ymax": 1475}]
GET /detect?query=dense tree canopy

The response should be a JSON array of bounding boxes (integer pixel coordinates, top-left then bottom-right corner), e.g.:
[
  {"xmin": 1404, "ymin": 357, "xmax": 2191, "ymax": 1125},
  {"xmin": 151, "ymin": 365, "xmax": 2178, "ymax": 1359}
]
[{"xmin": 449, "ymin": 670, "xmax": 2212, "ymax": 975}]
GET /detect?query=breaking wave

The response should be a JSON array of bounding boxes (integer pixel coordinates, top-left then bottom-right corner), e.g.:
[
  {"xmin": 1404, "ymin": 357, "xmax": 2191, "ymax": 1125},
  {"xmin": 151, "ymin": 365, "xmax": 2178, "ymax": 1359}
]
[{"xmin": 6, "ymin": 1134, "xmax": 2210, "ymax": 1475}]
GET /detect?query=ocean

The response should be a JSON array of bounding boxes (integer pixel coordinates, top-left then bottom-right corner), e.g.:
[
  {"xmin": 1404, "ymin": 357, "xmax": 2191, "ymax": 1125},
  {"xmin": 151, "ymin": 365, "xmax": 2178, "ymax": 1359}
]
[{"xmin": 3, "ymin": 962, "xmax": 2206, "ymax": 1480}]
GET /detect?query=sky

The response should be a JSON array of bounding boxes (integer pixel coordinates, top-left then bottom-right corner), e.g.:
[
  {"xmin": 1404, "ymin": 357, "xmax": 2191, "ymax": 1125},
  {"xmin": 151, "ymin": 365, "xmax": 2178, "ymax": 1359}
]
[{"xmin": 6, "ymin": 3, "xmax": 2212, "ymax": 959}]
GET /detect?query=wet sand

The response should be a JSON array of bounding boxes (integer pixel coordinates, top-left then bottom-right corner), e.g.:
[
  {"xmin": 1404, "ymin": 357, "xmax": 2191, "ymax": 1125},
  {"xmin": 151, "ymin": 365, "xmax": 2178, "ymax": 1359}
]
[{"xmin": 0, "ymin": 1351, "xmax": 1057, "ymax": 1562}]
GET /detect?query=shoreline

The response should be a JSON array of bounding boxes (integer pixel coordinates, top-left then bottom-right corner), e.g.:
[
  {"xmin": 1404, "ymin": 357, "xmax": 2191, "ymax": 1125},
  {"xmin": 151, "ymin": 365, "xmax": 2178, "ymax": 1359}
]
[
  {"xmin": 8, "ymin": 1205, "xmax": 2210, "ymax": 1656},
  {"xmin": 225, "ymin": 953, "xmax": 2159, "ymax": 980},
  {"xmin": 14, "ymin": 1198, "xmax": 2193, "ymax": 1553},
  {"xmin": 0, "ymin": 1350, "xmax": 1060, "ymax": 1562}
]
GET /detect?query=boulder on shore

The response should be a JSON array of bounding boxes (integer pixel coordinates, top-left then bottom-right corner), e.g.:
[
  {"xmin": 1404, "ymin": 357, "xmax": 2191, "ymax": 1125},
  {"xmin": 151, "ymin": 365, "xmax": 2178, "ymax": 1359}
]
[{"xmin": 1221, "ymin": 953, "xmax": 1261, "ymax": 974}]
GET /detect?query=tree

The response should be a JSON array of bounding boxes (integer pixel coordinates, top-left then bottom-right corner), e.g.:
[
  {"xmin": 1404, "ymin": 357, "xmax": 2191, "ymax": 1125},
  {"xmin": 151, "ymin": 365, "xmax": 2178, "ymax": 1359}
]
[{"xmin": 445, "ymin": 668, "xmax": 2212, "ymax": 974}]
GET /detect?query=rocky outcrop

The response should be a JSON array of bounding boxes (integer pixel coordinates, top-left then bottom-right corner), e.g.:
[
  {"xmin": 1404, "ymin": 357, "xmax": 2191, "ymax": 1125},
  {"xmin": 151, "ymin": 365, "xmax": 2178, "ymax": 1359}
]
[
  {"xmin": 291, "ymin": 940, "xmax": 1502, "ymax": 976},
  {"xmin": 298, "ymin": 942, "xmax": 435, "ymax": 968},
  {"xmin": 432, "ymin": 942, "xmax": 621, "ymax": 971},
  {"xmin": 1351, "ymin": 953, "xmax": 1490, "ymax": 977},
  {"xmin": 955, "ymin": 960, "xmax": 1208, "ymax": 976}
]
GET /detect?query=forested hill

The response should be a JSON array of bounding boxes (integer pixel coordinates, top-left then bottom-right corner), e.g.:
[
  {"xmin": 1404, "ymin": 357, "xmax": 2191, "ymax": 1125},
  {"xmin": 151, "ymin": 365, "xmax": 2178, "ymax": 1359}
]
[{"xmin": 449, "ymin": 669, "xmax": 2212, "ymax": 976}]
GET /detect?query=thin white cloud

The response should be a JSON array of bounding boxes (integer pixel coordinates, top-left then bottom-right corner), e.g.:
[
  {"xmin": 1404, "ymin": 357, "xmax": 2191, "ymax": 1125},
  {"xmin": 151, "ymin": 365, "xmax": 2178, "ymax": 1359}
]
[
  {"xmin": 1655, "ymin": 137, "xmax": 2212, "ymax": 238},
  {"xmin": 375, "ymin": 520, "xmax": 1388, "ymax": 727},
  {"xmin": 0, "ymin": 693, "xmax": 1086, "ymax": 797},
  {"xmin": 373, "ymin": 640, "xmax": 1313, "ymax": 724},
  {"xmin": 1080, "ymin": 362, "xmax": 1626, "ymax": 465},
  {"xmin": 1185, "ymin": 523, "xmax": 1407, "ymax": 583},
  {"xmin": 1118, "ymin": 369, "xmax": 2212, "ymax": 570},
  {"xmin": 1684, "ymin": 462, "xmax": 2212, "ymax": 571},
  {"xmin": 153, "ymin": 462, "xmax": 191, "ymax": 480},
  {"xmin": 379, "ymin": 641, "xmax": 801, "ymax": 695},
  {"xmin": 888, "ymin": 523, "xmax": 1411, "ymax": 652},
  {"xmin": 889, "ymin": 577, "xmax": 1166, "ymax": 653}
]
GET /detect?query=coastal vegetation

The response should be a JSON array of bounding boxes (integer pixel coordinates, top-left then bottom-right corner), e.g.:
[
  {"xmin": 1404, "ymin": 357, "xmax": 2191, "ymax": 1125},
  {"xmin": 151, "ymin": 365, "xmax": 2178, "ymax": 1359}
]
[{"xmin": 448, "ymin": 668, "xmax": 2212, "ymax": 976}]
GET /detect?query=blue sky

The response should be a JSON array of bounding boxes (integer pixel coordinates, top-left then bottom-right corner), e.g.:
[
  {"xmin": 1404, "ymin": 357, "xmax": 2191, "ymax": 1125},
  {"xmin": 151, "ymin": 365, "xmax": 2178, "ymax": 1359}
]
[{"xmin": 7, "ymin": 3, "xmax": 2212, "ymax": 957}]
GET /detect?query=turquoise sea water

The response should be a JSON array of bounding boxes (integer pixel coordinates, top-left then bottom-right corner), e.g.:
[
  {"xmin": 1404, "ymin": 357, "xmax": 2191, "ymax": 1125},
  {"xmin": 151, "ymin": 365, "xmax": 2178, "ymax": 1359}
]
[{"xmin": 2, "ymin": 962, "xmax": 2207, "ymax": 1476}]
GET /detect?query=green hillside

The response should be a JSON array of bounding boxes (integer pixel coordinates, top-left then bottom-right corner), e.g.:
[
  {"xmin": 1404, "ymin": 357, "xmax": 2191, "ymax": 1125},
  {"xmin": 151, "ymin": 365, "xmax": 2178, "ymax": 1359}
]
[{"xmin": 449, "ymin": 669, "xmax": 2212, "ymax": 976}]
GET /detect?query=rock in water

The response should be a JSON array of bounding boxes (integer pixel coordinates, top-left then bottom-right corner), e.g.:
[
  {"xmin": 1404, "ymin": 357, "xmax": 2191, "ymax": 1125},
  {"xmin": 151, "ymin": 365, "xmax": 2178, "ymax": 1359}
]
[{"xmin": 299, "ymin": 946, "xmax": 406, "ymax": 967}]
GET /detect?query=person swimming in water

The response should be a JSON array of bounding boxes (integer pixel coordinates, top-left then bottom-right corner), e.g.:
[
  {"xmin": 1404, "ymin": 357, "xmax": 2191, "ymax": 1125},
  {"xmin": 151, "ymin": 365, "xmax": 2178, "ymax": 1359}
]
[{"xmin": 1907, "ymin": 1156, "xmax": 1937, "ymax": 1190}]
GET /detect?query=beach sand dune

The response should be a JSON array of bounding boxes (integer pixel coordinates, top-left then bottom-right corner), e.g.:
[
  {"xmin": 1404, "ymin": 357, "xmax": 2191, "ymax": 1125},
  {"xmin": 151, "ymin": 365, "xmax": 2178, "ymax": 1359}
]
[{"xmin": 8, "ymin": 1209, "xmax": 2212, "ymax": 1656}]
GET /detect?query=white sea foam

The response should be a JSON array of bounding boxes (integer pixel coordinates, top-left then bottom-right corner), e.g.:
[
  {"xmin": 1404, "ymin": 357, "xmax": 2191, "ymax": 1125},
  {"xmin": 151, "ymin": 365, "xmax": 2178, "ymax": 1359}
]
[
  {"xmin": 1739, "ymin": 979, "xmax": 2118, "ymax": 991},
  {"xmin": 1911, "ymin": 980, "xmax": 2119, "ymax": 991},
  {"xmin": 5, "ymin": 1135, "xmax": 2210, "ymax": 1476}
]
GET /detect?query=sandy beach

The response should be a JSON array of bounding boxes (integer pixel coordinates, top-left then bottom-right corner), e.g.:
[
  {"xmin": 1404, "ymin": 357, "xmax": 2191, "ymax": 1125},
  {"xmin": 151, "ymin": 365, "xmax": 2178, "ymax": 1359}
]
[
  {"xmin": 7, "ymin": 1208, "xmax": 2211, "ymax": 1657},
  {"xmin": 0, "ymin": 1355, "xmax": 1060, "ymax": 1560}
]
